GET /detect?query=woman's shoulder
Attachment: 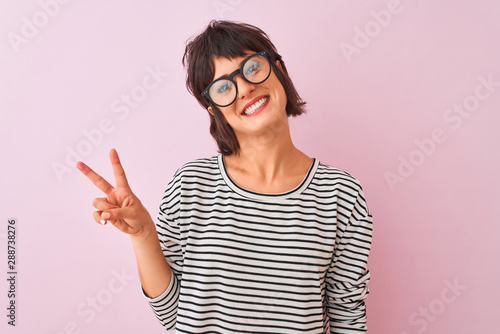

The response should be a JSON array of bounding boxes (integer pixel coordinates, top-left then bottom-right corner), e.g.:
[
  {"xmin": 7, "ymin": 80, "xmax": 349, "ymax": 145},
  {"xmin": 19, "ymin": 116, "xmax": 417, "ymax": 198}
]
[
  {"xmin": 172, "ymin": 155, "xmax": 220, "ymax": 178},
  {"xmin": 314, "ymin": 160, "xmax": 366, "ymax": 192},
  {"xmin": 161, "ymin": 155, "xmax": 221, "ymax": 192}
]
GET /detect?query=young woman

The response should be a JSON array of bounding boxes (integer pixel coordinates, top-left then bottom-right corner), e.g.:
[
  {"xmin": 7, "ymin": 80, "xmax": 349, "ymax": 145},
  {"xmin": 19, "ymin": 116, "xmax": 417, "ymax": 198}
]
[{"xmin": 77, "ymin": 20, "xmax": 373, "ymax": 334}]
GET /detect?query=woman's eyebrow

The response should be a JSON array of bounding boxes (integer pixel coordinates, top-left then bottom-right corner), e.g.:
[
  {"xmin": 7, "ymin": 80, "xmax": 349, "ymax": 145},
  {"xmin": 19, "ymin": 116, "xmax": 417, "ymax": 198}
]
[
  {"xmin": 214, "ymin": 57, "xmax": 246, "ymax": 80},
  {"xmin": 215, "ymin": 67, "xmax": 240, "ymax": 81}
]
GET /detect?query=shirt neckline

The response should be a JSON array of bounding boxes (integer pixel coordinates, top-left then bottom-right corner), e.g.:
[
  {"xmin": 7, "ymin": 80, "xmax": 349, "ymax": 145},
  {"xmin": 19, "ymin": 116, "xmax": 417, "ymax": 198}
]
[{"xmin": 218, "ymin": 154, "xmax": 318, "ymax": 201}]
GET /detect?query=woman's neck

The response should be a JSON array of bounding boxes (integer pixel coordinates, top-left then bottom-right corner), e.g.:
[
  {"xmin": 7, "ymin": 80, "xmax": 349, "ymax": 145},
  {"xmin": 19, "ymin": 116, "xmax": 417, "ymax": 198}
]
[{"xmin": 224, "ymin": 135, "xmax": 311, "ymax": 187}]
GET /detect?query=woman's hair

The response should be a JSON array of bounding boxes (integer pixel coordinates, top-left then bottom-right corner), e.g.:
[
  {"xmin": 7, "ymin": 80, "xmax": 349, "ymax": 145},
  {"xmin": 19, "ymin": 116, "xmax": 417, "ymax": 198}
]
[{"xmin": 182, "ymin": 20, "xmax": 307, "ymax": 155}]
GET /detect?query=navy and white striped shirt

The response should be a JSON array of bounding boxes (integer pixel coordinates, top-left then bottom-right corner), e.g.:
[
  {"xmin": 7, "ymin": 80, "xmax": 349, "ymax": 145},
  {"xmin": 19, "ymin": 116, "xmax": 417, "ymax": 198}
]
[{"xmin": 142, "ymin": 154, "xmax": 373, "ymax": 333}]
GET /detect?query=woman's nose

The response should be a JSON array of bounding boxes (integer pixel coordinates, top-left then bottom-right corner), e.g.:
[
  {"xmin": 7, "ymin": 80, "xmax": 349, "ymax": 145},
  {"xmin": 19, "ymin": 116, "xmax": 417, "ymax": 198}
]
[{"xmin": 235, "ymin": 75, "xmax": 256, "ymax": 100}]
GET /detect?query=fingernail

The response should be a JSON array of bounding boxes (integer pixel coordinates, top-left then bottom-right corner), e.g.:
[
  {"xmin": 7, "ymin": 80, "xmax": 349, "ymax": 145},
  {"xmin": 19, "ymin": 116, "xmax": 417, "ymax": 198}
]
[
  {"xmin": 100, "ymin": 219, "xmax": 107, "ymax": 225},
  {"xmin": 102, "ymin": 212, "xmax": 110, "ymax": 220}
]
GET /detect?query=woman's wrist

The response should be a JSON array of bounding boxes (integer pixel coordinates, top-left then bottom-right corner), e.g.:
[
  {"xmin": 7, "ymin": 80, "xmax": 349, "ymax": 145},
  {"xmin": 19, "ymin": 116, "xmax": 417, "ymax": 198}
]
[{"xmin": 129, "ymin": 217, "xmax": 156, "ymax": 244}]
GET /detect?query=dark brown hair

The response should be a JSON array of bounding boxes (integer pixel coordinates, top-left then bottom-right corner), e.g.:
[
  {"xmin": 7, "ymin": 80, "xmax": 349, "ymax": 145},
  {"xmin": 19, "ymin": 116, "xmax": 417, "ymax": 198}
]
[{"xmin": 182, "ymin": 20, "xmax": 307, "ymax": 155}]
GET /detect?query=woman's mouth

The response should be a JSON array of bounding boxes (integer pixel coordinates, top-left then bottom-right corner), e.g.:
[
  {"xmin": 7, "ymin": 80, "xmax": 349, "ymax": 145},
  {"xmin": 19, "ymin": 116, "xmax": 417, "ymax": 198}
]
[{"xmin": 242, "ymin": 96, "xmax": 269, "ymax": 117}]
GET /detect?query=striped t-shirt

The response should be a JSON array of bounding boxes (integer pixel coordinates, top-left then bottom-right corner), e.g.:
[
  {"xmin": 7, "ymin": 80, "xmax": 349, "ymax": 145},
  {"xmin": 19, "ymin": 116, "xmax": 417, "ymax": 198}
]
[{"xmin": 142, "ymin": 154, "xmax": 373, "ymax": 333}]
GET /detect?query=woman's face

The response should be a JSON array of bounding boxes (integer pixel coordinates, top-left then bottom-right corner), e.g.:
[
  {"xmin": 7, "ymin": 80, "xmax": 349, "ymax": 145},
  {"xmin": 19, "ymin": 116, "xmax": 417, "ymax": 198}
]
[{"xmin": 207, "ymin": 51, "xmax": 288, "ymax": 140}]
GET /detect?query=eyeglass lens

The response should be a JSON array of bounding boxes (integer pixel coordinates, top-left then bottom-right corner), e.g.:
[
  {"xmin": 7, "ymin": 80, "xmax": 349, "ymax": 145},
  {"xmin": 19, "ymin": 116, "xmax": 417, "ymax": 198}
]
[{"xmin": 208, "ymin": 54, "xmax": 270, "ymax": 107}]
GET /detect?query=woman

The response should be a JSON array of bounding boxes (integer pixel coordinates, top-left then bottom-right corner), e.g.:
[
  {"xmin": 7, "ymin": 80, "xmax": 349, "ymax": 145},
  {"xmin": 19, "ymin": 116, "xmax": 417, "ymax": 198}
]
[{"xmin": 77, "ymin": 20, "xmax": 373, "ymax": 334}]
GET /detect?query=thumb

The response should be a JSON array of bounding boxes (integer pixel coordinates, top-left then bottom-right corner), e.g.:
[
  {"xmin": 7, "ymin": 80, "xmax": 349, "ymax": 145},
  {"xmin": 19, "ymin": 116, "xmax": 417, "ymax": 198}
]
[
  {"xmin": 102, "ymin": 207, "xmax": 126, "ymax": 221},
  {"xmin": 101, "ymin": 206, "xmax": 138, "ymax": 221}
]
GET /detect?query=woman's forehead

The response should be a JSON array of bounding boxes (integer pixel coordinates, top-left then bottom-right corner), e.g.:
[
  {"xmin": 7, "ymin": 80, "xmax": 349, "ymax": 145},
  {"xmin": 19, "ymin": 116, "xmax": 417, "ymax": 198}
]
[
  {"xmin": 211, "ymin": 51, "xmax": 255, "ymax": 78},
  {"xmin": 212, "ymin": 50, "xmax": 255, "ymax": 65}
]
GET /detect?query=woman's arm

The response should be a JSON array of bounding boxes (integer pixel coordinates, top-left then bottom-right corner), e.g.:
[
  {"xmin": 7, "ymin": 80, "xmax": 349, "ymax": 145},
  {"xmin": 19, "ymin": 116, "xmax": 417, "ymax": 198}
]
[
  {"xmin": 326, "ymin": 182, "xmax": 373, "ymax": 333},
  {"xmin": 130, "ymin": 218, "xmax": 172, "ymax": 299},
  {"xmin": 77, "ymin": 148, "xmax": 173, "ymax": 299}
]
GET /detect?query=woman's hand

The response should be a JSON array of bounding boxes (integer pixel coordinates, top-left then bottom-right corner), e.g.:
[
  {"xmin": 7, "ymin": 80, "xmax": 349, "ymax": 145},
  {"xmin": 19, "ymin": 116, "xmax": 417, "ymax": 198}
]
[{"xmin": 77, "ymin": 148, "xmax": 153, "ymax": 238}]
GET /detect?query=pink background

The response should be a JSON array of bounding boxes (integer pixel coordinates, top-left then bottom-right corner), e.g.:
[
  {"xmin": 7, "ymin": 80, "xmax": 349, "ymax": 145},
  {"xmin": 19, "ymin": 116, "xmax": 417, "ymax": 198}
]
[{"xmin": 1, "ymin": 0, "xmax": 499, "ymax": 333}]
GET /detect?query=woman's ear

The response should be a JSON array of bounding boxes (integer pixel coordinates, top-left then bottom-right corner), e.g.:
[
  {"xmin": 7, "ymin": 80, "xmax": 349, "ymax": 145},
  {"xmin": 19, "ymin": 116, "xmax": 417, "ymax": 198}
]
[
  {"xmin": 275, "ymin": 59, "xmax": 283, "ymax": 72},
  {"xmin": 208, "ymin": 106, "xmax": 214, "ymax": 116}
]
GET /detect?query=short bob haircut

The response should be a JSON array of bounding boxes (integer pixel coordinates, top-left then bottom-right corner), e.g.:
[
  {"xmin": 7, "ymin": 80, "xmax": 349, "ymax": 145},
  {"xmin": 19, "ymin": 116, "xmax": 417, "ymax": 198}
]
[{"xmin": 182, "ymin": 20, "xmax": 307, "ymax": 156}]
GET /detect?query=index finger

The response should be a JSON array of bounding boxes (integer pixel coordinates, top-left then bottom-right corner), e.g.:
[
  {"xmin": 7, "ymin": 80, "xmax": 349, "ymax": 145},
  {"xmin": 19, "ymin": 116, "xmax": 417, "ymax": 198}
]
[
  {"xmin": 76, "ymin": 161, "xmax": 114, "ymax": 195},
  {"xmin": 109, "ymin": 148, "xmax": 130, "ymax": 189}
]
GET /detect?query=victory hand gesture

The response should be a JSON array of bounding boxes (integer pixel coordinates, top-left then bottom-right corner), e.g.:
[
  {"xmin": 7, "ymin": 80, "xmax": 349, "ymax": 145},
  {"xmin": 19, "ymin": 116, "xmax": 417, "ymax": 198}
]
[{"xmin": 77, "ymin": 148, "xmax": 153, "ymax": 238}]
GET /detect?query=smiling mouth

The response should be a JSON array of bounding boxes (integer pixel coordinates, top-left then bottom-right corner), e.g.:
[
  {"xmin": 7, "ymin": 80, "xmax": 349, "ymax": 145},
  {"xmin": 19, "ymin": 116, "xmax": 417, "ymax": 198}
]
[{"xmin": 242, "ymin": 96, "xmax": 269, "ymax": 116}]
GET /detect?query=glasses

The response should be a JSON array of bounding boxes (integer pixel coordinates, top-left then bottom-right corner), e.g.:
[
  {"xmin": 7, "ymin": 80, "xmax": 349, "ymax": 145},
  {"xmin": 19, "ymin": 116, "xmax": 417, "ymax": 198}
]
[{"xmin": 202, "ymin": 50, "xmax": 272, "ymax": 108}]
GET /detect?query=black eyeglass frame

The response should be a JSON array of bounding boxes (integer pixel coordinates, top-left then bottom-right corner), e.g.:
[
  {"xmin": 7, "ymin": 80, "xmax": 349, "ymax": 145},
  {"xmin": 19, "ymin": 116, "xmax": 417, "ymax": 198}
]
[{"xmin": 201, "ymin": 50, "xmax": 272, "ymax": 108}]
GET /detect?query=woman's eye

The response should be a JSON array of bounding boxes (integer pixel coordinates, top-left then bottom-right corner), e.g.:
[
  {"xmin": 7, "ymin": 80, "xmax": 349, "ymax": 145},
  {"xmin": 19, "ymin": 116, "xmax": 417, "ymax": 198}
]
[
  {"xmin": 217, "ymin": 82, "xmax": 232, "ymax": 94},
  {"xmin": 245, "ymin": 62, "xmax": 260, "ymax": 76}
]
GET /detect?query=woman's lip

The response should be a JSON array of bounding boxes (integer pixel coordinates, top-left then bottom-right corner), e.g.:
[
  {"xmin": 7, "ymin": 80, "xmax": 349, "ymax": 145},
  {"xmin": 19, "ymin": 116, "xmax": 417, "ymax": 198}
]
[
  {"xmin": 241, "ymin": 95, "xmax": 269, "ymax": 115},
  {"xmin": 242, "ymin": 96, "xmax": 269, "ymax": 117}
]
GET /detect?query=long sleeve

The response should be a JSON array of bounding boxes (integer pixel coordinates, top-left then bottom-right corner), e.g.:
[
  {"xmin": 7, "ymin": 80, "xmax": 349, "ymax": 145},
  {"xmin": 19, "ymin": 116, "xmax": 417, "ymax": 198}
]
[
  {"xmin": 141, "ymin": 170, "xmax": 183, "ymax": 331},
  {"xmin": 326, "ymin": 184, "xmax": 373, "ymax": 333}
]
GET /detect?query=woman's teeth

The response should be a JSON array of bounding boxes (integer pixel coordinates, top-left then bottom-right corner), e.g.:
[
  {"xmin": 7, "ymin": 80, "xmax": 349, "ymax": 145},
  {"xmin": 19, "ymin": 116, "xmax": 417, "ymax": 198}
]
[{"xmin": 243, "ymin": 96, "xmax": 268, "ymax": 115}]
